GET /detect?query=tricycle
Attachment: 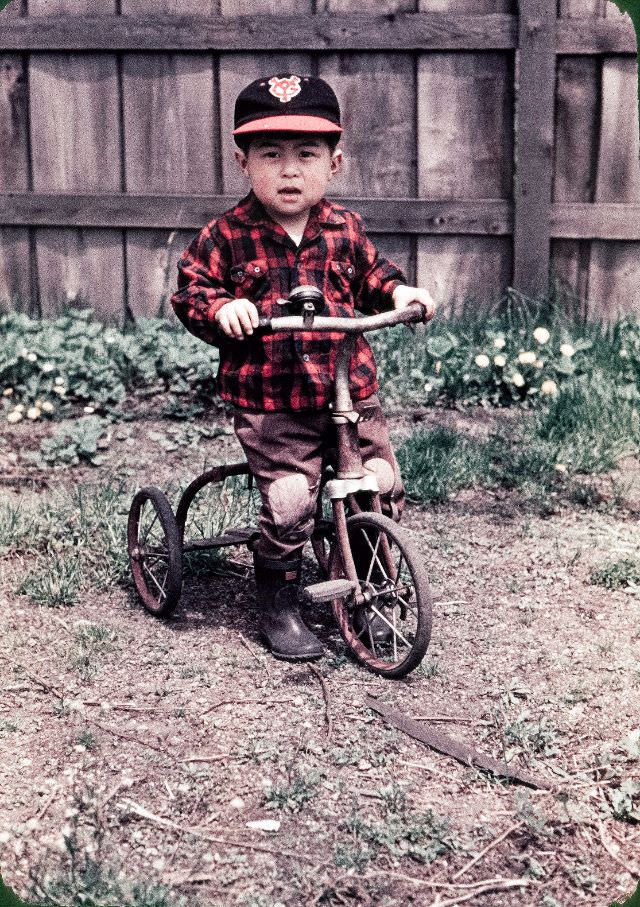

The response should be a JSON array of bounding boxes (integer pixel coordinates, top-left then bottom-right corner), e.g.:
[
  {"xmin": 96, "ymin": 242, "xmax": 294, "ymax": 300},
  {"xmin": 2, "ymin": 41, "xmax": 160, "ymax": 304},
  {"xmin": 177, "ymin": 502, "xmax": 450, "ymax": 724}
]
[{"xmin": 127, "ymin": 287, "xmax": 433, "ymax": 679}]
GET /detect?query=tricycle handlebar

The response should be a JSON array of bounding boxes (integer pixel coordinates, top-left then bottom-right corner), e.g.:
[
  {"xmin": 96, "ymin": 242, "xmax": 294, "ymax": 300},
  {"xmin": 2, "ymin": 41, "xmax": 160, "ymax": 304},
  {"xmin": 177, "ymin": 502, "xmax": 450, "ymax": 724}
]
[{"xmin": 257, "ymin": 302, "xmax": 426, "ymax": 335}]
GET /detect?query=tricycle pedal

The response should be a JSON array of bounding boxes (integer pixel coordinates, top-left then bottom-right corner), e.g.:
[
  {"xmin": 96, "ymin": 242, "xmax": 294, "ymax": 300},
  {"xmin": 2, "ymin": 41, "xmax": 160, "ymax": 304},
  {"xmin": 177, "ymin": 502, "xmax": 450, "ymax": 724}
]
[{"xmin": 303, "ymin": 579, "xmax": 357, "ymax": 604}]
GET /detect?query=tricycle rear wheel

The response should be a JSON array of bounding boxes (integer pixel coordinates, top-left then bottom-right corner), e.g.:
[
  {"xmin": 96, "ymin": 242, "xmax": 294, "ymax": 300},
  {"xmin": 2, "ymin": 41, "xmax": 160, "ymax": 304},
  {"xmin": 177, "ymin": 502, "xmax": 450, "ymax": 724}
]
[{"xmin": 128, "ymin": 487, "xmax": 182, "ymax": 617}]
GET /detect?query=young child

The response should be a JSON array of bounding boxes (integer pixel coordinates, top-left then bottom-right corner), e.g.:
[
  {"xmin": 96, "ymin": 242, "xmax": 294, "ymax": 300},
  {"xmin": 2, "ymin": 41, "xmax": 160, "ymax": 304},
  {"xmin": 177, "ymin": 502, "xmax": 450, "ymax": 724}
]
[{"xmin": 171, "ymin": 74, "xmax": 435, "ymax": 662}]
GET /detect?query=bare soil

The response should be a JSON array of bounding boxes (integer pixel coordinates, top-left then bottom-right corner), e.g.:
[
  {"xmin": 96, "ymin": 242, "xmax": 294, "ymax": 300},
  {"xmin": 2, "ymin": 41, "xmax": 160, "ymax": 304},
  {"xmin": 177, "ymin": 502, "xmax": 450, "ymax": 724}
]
[{"xmin": 1, "ymin": 406, "xmax": 639, "ymax": 907}]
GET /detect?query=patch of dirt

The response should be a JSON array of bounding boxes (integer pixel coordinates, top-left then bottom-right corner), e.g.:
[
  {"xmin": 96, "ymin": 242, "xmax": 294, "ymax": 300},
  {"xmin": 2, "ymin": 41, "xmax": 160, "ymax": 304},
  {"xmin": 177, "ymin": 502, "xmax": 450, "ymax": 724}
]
[{"xmin": 1, "ymin": 408, "xmax": 640, "ymax": 907}]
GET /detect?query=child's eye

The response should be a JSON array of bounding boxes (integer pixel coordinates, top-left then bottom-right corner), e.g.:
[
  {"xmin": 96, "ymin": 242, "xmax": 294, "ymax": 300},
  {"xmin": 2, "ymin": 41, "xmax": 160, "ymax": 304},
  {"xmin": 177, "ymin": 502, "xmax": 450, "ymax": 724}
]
[{"xmin": 300, "ymin": 150, "xmax": 317, "ymax": 159}]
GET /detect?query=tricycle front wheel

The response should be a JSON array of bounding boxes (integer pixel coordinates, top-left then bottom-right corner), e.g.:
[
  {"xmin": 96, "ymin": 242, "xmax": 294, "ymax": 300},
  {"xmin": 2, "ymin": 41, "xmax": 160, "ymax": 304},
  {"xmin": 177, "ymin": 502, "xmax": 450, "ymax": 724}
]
[
  {"xmin": 128, "ymin": 487, "xmax": 183, "ymax": 617},
  {"xmin": 330, "ymin": 512, "xmax": 432, "ymax": 679}
]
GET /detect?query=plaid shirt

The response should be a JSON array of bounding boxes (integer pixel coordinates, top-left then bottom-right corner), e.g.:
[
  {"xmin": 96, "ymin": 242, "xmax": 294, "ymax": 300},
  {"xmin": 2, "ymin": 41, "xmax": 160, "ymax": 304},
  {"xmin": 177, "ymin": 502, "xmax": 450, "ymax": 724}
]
[{"xmin": 171, "ymin": 192, "xmax": 405, "ymax": 411}]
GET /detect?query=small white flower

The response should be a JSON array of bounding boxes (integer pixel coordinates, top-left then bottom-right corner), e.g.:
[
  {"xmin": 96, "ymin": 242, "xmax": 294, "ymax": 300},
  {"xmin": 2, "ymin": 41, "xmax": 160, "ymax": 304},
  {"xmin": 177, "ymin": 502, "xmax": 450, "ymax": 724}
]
[
  {"xmin": 534, "ymin": 359, "xmax": 544, "ymax": 369},
  {"xmin": 434, "ymin": 361, "xmax": 442, "ymax": 374},
  {"xmin": 540, "ymin": 379, "xmax": 558, "ymax": 396},
  {"xmin": 511, "ymin": 372, "xmax": 525, "ymax": 388},
  {"xmin": 41, "ymin": 401, "xmax": 55, "ymax": 413},
  {"xmin": 2, "ymin": 387, "xmax": 13, "ymax": 397},
  {"xmin": 493, "ymin": 337, "xmax": 506, "ymax": 349},
  {"xmin": 518, "ymin": 351, "xmax": 536, "ymax": 365},
  {"xmin": 493, "ymin": 355, "xmax": 506, "ymax": 368},
  {"xmin": 230, "ymin": 797, "xmax": 245, "ymax": 810},
  {"xmin": 533, "ymin": 327, "xmax": 550, "ymax": 344},
  {"xmin": 14, "ymin": 404, "xmax": 24, "ymax": 413},
  {"xmin": 27, "ymin": 406, "xmax": 42, "ymax": 420},
  {"xmin": 54, "ymin": 376, "xmax": 65, "ymax": 386},
  {"xmin": 7, "ymin": 410, "xmax": 23, "ymax": 424},
  {"xmin": 26, "ymin": 352, "xmax": 37, "ymax": 362},
  {"xmin": 620, "ymin": 349, "xmax": 629, "ymax": 359},
  {"xmin": 83, "ymin": 406, "xmax": 95, "ymax": 414},
  {"xmin": 474, "ymin": 354, "xmax": 490, "ymax": 369},
  {"xmin": 560, "ymin": 343, "xmax": 575, "ymax": 358},
  {"xmin": 42, "ymin": 362, "xmax": 55, "ymax": 373},
  {"xmin": 53, "ymin": 386, "xmax": 66, "ymax": 396},
  {"xmin": 20, "ymin": 348, "xmax": 29, "ymax": 357},
  {"xmin": 554, "ymin": 463, "xmax": 568, "ymax": 473}
]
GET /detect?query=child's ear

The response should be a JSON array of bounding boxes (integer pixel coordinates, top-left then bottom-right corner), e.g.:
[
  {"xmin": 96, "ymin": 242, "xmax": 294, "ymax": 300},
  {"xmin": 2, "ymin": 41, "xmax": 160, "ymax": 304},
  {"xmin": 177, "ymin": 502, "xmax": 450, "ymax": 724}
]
[
  {"xmin": 330, "ymin": 148, "xmax": 343, "ymax": 177},
  {"xmin": 235, "ymin": 149, "xmax": 249, "ymax": 177}
]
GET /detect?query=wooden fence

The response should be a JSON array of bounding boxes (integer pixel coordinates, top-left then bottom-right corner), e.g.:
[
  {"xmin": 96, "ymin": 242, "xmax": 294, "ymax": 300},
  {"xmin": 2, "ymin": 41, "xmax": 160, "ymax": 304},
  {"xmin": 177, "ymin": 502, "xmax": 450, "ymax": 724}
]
[{"xmin": 0, "ymin": 0, "xmax": 638, "ymax": 322}]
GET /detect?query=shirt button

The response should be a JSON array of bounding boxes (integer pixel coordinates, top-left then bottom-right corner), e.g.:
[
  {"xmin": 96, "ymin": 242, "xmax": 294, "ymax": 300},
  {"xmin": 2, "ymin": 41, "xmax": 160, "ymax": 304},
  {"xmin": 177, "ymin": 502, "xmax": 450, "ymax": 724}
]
[{"xmin": 303, "ymin": 354, "xmax": 310, "ymax": 362}]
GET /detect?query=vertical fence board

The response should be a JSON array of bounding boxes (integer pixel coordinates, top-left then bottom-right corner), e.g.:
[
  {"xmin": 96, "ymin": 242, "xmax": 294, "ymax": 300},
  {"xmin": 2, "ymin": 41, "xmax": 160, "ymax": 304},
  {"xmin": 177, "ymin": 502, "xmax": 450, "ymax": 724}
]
[
  {"xmin": 417, "ymin": 0, "xmax": 514, "ymax": 311},
  {"xmin": 512, "ymin": 0, "xmax": 556, "ymax": 297},
  {"xmin": 28, "ymin": 0, "xmax": 123, "ymax": 320},
  {"xmin": 551, "ymin": 0, "xmax": 604, "ymax": 308},
  {"xmin": 122, "ymin": 0, "xmax": 216, "ymax": 319},
  {"xmin": 218, "ymin": 0, "xmax": 312, "ymax": 199},
  {"xmin": 588, "ymin": 53, "xmax": 640, "ymax": 317},
  {"xmin": 0, "ymin": 51, "xmax": 31, "ymax": 310},
  {"xmin": 320, "ymin": 25, "xmax": 417, "ymax": 284}
]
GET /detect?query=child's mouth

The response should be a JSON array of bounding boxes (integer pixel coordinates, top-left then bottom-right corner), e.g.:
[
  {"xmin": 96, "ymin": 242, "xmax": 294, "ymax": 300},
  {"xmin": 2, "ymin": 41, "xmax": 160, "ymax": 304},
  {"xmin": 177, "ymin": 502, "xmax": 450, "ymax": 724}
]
[{"xmin": 278, "ymin": 188, "xmax": 301, "ymax": 196}]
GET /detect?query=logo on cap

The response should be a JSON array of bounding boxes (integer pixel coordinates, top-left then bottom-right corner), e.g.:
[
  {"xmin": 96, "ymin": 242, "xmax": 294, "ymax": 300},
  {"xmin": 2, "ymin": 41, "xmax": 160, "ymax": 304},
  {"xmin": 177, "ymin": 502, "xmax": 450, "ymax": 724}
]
[{"xmin": 268, "ymin": 75, "xmax": 302, "ymax": 104}]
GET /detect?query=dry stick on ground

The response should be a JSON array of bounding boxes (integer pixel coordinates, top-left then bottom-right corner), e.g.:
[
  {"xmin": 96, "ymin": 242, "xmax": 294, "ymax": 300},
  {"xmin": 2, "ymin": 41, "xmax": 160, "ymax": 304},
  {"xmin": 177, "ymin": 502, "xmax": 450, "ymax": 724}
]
[
  {"xmin": 83, "ymin": 715, "xmax": 171, "ymax": 760},
  {"xmin": 309, "ymin": 665, "xmax": 333, "ymax": 740},
  {"xmin": 179, "ymin": 754, "xmax": 231, "ymax": 763},
  {"xmin": 451, "ymin": 821, "xmax": 524, "ymax": 880},
  {"xmin": 365, "ymin": 871, "xmax": 527, "ymax": 893},
  {"xmin": 598, "ymin": 821, "xmax": 640, "ymax": 878},
  {"xmin": 422, "ymin": 878, "xmax": 528, "ymax": 907},
  {"xmin": 411, "ymin": 716, "xmax": 473, "ymax": 724},
  {"xmin": 199, "ymin": 696, "xmax": 295, "ymax": 718},
  {"xmin": 237, "ymin": 630, "xmax": 271, "ymax": 677},
  {"xmin": 5, "ymin": 656, "xmax": 64, "ymax": 699},
  {"xmin": 122, "ymin": 799, "xmax": 320, "ymax": 864}
]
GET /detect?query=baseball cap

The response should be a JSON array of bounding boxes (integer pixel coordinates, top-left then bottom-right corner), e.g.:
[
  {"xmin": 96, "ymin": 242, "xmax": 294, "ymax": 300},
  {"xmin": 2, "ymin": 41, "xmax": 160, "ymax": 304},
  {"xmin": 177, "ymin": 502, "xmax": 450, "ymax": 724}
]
[{"xmin": 233, "ymin": 74, "xmax": 342, "ymax": 142}]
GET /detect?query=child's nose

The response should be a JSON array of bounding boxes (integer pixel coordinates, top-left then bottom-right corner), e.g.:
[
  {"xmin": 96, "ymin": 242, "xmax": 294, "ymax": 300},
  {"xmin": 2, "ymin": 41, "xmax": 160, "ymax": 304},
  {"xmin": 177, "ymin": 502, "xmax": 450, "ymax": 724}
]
[{"xmin": 281, "ymin": 156, "xmax": 301, "ymax": 177}]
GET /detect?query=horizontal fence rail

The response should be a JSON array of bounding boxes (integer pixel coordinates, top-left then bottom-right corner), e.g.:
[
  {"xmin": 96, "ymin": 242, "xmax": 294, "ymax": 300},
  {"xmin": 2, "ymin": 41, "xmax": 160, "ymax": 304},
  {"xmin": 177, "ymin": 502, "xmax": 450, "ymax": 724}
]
[
  {"xmin": 0, "ymin": 13, "xmax": 636, "ymax": 54},
  {"xmin": 2, "ymin": 194, "xmax": 640, "ymax": 241}
]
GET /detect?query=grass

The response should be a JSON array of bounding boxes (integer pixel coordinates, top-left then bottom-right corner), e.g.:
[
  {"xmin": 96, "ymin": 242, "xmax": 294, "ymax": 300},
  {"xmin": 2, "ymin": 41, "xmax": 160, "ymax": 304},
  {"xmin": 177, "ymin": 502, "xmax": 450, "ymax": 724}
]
[{"xmin": 398, "ymin": 377, "xmax": 640, "ymax": 505}]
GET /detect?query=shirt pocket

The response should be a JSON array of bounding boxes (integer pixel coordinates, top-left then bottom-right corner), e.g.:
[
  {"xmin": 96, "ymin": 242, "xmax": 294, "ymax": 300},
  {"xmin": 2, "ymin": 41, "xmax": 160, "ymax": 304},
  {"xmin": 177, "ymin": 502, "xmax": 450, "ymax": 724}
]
[
  {"xmin": 326, "ymin": 259, "xmax": 356, "ymax": 312},
  {"xmin": 229, "ymin": 258, "xmax": 270, "ymax": 301}
]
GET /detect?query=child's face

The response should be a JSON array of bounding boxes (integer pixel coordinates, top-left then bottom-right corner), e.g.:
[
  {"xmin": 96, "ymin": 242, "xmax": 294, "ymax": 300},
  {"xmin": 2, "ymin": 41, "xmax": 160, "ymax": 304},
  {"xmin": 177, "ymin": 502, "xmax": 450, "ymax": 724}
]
[{"xmin": 235, "ymin": 136, "xmax": 342, "ymax": 223}]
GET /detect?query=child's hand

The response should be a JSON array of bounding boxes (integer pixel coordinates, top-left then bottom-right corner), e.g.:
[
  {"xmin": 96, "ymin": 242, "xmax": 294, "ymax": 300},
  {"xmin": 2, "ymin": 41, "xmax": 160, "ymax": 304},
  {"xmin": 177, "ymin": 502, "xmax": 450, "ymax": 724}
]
[
  {"xmin": 214, "ymin": 298, "xmax": 260, "ymax": 339},
  {"xmin": 392, "ymin": 285, "xmax": 436, "ymax": 322}
]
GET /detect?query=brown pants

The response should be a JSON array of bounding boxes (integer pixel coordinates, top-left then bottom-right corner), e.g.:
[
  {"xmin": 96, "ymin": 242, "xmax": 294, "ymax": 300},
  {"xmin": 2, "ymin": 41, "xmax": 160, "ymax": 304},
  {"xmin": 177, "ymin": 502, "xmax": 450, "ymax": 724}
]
[{"xmin": 234, "ymin": 395, "xmax": 404, "ymax": 564}]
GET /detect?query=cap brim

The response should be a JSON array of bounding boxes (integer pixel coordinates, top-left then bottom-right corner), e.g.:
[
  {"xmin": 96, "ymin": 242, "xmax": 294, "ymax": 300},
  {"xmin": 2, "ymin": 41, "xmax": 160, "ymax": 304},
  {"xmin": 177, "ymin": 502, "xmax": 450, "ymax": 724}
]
[{"xmin": 233, "ymin": 115, "xmax": 342, "ymax": 136}]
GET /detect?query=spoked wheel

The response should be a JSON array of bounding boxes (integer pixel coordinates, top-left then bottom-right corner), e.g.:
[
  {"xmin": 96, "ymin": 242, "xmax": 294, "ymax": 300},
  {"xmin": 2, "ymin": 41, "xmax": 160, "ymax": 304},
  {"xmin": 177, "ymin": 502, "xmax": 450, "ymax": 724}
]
[
  {"xmin": 128, "ymin": 487, "xmax": 183, "ymax": 617},
  {"xmin": 330, "ymin": 511, "xmax": 432, "ymax": 679}
]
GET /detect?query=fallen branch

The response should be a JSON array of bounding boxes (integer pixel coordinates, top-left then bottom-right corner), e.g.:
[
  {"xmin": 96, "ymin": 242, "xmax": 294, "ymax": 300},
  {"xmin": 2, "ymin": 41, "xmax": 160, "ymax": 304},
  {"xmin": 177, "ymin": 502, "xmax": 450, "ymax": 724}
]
[
  {"xmin": 365, "ymin": 871, "xmax": 527, "ymax": 892},
  {"xmin": 365, "ymin": 696, "xmax": 550, "ymax": 790},
  {"xmin": 5, "ymin": 657, "xmax": 64, "ymax": 699},
  {"xmin": 309, "ymin": 665, "xmax": 333, "ymax": 741},
  {"xmin": 411, "ymin": 715, "xmax": 472, "ymax": 724},
  {"xmin": 451, "ymin": 821, "xmax": 524, "ymax": 880}
]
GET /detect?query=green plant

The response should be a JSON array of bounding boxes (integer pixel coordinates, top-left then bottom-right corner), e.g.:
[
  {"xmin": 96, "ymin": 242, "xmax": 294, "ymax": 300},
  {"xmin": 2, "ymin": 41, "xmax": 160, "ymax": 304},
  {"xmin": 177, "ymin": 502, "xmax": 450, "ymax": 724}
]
[
  {"xmin": 39, "ymin": 416, "xmax": 109, "ymax": 466},
  {"xmin": 264, "ymin": 767, "xmax": 321, "ymax": 813},
  {"xmin": 591, "ymin": 558, "xmax": 640, "ymax": 590}
]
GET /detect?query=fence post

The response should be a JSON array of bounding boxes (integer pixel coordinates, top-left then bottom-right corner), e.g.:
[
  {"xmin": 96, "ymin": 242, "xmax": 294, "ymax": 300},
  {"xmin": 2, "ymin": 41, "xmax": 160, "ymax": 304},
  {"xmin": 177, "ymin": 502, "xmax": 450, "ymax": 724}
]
[{"xmin": 513, "ymin": 0, "xmax": 556, "ymax": 297}]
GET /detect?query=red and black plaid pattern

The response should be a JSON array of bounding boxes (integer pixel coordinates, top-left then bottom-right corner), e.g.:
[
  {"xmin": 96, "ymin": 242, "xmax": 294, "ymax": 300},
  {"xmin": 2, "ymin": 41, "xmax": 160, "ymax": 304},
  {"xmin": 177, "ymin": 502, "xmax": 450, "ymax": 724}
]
[{"xmin": 171, "ymin": 193, "xmax": 405, "ymax": 411}]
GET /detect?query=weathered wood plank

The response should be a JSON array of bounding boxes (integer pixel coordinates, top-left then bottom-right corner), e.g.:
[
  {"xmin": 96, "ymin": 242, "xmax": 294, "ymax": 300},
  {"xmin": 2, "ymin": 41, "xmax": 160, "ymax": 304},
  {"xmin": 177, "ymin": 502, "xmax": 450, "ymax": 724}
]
[
  {"xmin": 121, "ymin": 0, "xmax": 216, "ymax": 319},
  {"xmin": 28, "ymin": 0, "xmax": 124, "ymax": 320},
  {"xmin": 0, "ymin": 13, "xmax": 518, "ymax": 51},
  {"xmin": 0, "ymin": 194, "xmax": 513, "ymax": 234},
  {"xmin": 320, "ymin": 0, "xmax": 417, "ymax": 285},
  {"xmin": 0, "ymin": 51, "xmax": 31, "ymax": 308},
  {"xmin": 218, "ymin": 0, "xmax": 313, "ymax": 199},
  {"xmin": 417, "ymin": 0, "xmax": 514, "ymax": 311},
  {"xmin": 557, "ymin": 18, "xmax": 637, "ymax": 54},
  {"xmin": 588, "ymin": 54, "xmax": 640, "ymax": 317},
  {"xmin": 512, "ymin": 0, "xmax": 556, "ymax": 297}
]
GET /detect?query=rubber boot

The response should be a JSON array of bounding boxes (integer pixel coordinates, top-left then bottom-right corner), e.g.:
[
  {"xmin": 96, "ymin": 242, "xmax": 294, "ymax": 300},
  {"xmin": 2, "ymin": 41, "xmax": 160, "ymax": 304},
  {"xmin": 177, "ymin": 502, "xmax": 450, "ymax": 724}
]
[{"xmin": 253, "ymin": 555, "xmax": 324, "ymax": 661}]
